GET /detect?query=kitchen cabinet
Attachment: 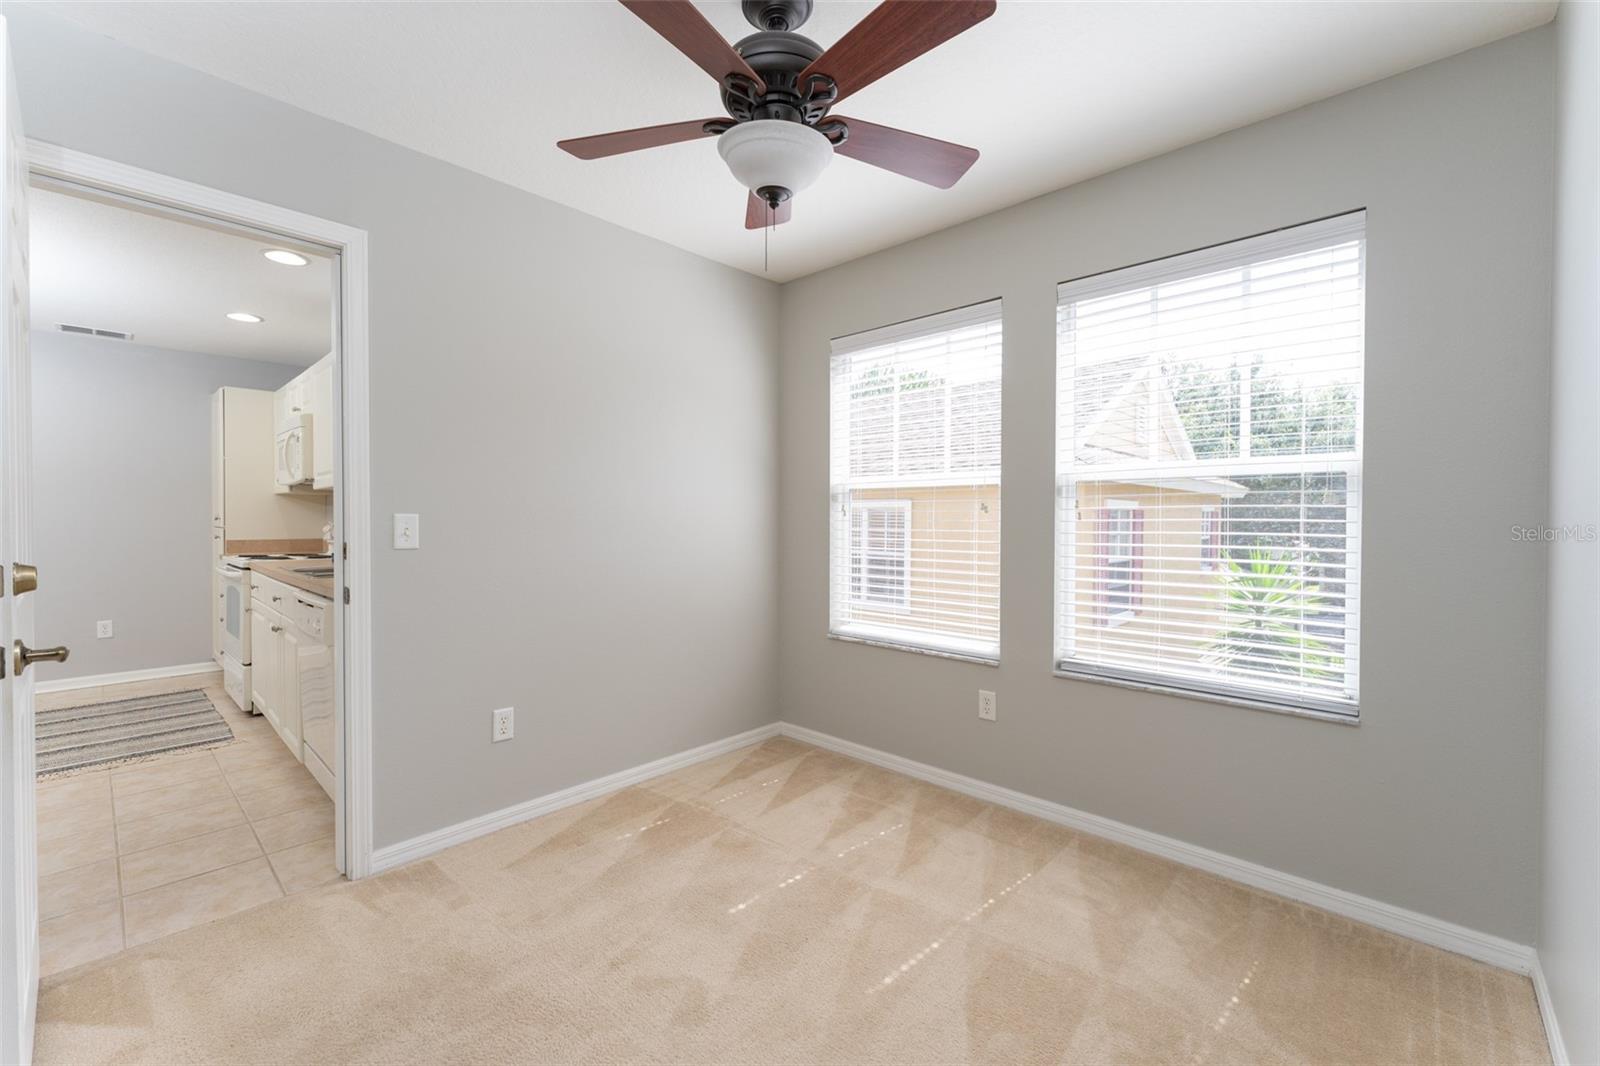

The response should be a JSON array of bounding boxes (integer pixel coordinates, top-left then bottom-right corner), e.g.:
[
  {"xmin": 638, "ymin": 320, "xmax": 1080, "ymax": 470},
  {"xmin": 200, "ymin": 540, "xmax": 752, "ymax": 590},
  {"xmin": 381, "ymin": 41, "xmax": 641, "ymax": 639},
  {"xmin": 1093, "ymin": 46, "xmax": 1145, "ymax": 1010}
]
[
  {"xmin": 249, "ymin": 597, "xmax": 293, "ymax": 757},
  {"xmin": 273, "ymin": 353, "xmax": 334, "ymax": 494},
  {"xmin": 212, "ymin": 568, "xmax": 225, "ymax": 666},
  {"xmin": 249, "ymin": 570, "xmax": 334, "ymax": 799},
  {"xmin": 250, "ymin": 573, "xmax": 301, "ymax": 760},
  {"xmin": 311, "ymin": 355, "xmax": 334, "ymax": 490}
]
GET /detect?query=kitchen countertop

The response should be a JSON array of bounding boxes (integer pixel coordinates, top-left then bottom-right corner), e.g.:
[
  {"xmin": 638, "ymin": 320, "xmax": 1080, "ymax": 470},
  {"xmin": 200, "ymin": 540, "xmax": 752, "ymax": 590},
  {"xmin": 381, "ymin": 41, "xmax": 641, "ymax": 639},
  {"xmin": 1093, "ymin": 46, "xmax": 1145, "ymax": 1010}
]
[{"xmin": 251, "ymin": 558, "xmax": 336, "ymax": 602}]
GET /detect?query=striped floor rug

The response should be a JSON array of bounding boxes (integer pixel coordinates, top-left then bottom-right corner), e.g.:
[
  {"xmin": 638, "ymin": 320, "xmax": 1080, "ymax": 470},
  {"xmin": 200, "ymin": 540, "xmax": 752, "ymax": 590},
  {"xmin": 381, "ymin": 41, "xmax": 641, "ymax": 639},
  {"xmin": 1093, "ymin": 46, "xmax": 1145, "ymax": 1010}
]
[{"xmin": 36, "ymin": 690, "xmax": 234, "ymax": 777}]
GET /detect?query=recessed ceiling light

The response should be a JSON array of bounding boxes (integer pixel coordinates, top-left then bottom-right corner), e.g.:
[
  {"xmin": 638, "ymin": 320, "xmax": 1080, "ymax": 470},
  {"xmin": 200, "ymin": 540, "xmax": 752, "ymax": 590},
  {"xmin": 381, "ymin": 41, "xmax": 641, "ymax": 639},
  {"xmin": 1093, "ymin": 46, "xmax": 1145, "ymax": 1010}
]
[
  {"xmin": 226, "ymin": 312, "xmax": 264, "ymax": 324},
  {"xmin": 263, "ymin": 249, "xmax": 309, "ymax": 267}
]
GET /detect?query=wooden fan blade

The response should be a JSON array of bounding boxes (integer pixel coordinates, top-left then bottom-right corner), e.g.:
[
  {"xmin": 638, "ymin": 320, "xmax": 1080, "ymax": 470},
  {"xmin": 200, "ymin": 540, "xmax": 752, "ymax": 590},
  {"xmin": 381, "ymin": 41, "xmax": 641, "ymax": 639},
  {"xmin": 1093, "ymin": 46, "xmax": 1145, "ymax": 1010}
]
[
  {"xmin": 620, "ymin": 0, "xmax": 767, "ymax": 92},
  {"xmin": 832, "ymin": 116, "xmax": 978, "ymax": 189},
  {"xmin": 745, "ymin": 192, "xmax": 792, "ymax": 229},
  {"xmin": 557, "ymin": 118, "xmax": 723, "ymax": 160},
  {"xmin": 801, "ymin": 0, "xmax": 995, "ymax": 106}
]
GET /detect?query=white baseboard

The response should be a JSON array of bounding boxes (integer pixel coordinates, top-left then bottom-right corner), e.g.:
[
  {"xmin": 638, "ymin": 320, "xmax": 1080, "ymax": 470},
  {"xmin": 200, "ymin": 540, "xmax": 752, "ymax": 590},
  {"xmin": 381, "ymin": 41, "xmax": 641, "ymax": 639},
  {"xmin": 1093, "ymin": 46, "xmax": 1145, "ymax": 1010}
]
[
  {"xmin": 778, "ymin": 722, "xmax": 1537, "ymax": 976},
  {"xmin": 369, "ymin": 723, "xmax": 782, "ymax": 874},
  {"xmin": 35, "ymin": 661, "xmax": 221, "ymax": 694},
  {"xmin": 1531, "ymin": 953, "xmax": 1570, "ymax": 1065},
  {"xmin": 364, "ymin": 714, "xmax": 1537, "ymax": 985}
]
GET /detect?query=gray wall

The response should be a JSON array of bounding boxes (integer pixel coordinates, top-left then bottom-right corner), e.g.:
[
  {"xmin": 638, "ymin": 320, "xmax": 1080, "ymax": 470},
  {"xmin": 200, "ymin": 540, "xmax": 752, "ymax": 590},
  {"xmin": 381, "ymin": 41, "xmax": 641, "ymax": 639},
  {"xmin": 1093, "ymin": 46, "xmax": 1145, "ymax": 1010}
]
[
  {"xmin": 776, "ymin": 28, "xmax": 1555, "ymax": 943},
  {"xmin": 6, "ymin": 5, "xmax": 1570, "ymax": 957},
  {"xmin": 5, "ymin": 7, "xmax": 780, "ymax": 849},
  {"xmin": 30, "ymin": 330, "xmax": 298, "ymax": 682},
  {"xmin": 1541, "ymin": 2, "xmax": 1598, "ymax": 1061}
]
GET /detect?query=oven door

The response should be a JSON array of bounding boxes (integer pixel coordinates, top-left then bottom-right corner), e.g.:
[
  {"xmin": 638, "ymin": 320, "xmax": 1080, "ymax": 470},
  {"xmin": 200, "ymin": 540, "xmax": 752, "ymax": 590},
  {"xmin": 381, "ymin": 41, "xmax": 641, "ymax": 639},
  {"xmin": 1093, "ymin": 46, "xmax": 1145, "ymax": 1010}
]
[{"xmin": 217, "ymin": 565, "xmax": 249, "ymax": 663}]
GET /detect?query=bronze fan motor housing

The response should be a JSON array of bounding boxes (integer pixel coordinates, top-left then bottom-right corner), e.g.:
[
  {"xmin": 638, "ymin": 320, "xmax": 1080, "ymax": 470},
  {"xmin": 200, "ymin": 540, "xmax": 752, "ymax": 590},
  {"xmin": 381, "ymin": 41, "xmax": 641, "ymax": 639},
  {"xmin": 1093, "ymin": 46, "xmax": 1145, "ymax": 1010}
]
[{"xmin": 557, "ymin": 0, "xmax": 994, "ymax": 229}]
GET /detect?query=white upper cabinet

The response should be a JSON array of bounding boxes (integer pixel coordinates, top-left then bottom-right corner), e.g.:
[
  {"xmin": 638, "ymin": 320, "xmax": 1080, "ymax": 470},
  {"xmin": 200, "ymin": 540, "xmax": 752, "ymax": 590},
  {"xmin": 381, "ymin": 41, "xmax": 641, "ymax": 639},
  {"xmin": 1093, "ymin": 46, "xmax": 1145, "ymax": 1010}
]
[
  {"xmin": 312, "ymin": 354, "xmax": 334, "ymax": 490},
  {"xmin": 273, "ymin": 352, "xmax": 335, "ymax": 494}
]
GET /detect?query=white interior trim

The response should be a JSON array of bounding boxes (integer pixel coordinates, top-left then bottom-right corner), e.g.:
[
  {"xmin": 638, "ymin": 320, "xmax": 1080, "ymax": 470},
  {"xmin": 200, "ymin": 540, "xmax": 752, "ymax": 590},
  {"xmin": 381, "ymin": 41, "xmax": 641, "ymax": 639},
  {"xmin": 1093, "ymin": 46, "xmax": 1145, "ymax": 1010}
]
[
  {"xmin": 365, "ymin": 711, "xmax": 1538, "ymax": 985},
  {"xmin": 25, "ymin": 139, "xmax": 375, "ymax": 880},
  {"xmin": 1531, "ymin": 954, "xmax": 1570, "ymax": 1066},
  {"xmin": 369, "ymin": 723, "xmax": 781, "ymax": 875},
  {"xmin": 830, "ymin": 296, "xmax": 1003, "ymax": 355},
  {"xmin": 34, "ymin": 662, "xmax": 218, "ymax": 694},
  {"xmin": 777, "ymin": 722, "xmax": 1536, "ymax": 975}
]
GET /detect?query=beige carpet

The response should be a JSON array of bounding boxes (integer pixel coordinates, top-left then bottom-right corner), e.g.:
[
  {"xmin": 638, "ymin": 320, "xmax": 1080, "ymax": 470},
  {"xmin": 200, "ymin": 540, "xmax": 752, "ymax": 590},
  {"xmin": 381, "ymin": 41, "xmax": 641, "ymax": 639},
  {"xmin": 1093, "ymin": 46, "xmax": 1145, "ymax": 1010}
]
[{"xmin": 34, "ymin": 736, "xmax": 1547, "ymax": 1064}]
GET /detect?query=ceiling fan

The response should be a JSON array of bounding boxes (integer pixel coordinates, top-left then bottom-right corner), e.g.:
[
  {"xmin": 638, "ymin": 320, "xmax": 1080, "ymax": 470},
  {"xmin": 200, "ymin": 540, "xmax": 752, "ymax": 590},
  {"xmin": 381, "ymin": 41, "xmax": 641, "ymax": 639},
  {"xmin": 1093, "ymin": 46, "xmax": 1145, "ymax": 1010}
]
[{"xmin": 558, "ymin": 0, "xmax": 996, "ymax": 229}]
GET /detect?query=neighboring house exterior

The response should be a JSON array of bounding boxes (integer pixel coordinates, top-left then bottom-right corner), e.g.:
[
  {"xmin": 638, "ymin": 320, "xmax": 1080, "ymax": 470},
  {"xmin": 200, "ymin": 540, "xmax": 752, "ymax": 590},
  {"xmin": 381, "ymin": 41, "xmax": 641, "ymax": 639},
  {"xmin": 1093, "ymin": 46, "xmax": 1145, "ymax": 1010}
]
[
  {"xmin": 1062, "ymin": 359, "xmax": 1245, "ymax": 668},
  {"xmin": 846, "ymin": 483, "xmax": 1000, "ymax": 647},
  {"xmin": 843, "ymin": 356, "xmax": 1241, "ymax": 664}
]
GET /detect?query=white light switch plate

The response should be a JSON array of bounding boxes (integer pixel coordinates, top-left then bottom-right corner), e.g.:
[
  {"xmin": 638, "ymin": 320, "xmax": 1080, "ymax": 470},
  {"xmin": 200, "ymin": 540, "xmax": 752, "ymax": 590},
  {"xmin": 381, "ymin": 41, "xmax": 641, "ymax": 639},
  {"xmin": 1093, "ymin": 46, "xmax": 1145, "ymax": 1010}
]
[{"xmin": 393, "ymin": 513, "xmax": 420, "ymax": 550}]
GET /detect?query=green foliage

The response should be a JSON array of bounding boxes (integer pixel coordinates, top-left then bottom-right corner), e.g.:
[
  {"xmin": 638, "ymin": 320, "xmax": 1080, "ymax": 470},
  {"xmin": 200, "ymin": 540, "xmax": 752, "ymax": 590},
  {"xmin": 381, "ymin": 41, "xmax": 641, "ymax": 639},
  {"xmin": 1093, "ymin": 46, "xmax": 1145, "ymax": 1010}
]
[
  {"xmin": 1164, "ymin": 359, "xmax": 1357, "ymax": 585},
  {"xmin": 1165, "ymin": 358, "xmax": 1357, "ymax": 460},
  {"xmin": 1205, "ymin": 548, "xmax": 1342, "ymax": 682}
]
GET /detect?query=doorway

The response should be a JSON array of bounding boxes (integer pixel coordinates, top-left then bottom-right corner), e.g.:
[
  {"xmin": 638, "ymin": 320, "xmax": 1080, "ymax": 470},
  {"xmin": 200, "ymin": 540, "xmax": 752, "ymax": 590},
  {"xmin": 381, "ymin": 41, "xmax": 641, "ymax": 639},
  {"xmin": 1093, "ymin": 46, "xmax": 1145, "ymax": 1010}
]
[{"xmin": 17, "ymin": 143, "xmax": 373, "ymax": 973}]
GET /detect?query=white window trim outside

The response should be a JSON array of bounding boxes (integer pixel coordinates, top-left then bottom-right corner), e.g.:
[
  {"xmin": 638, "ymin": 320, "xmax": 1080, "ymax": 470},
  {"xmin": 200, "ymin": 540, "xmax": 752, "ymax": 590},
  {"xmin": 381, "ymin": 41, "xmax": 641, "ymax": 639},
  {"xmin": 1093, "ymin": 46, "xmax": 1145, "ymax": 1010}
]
[
  {"xmin": 1054, "ymin": 211, "xmax": 1365, "ymax": 723},
  {"xmin": 1199, "ymin": 504, "xmax": 1219, "ymax": 572},
  {"xmin": 848, "ymin": 499, "xmax": 912, "ymax": 614},
  {"xmin": 1102, "ymin": 498, "xmax": 1138, "ymax": 626}
]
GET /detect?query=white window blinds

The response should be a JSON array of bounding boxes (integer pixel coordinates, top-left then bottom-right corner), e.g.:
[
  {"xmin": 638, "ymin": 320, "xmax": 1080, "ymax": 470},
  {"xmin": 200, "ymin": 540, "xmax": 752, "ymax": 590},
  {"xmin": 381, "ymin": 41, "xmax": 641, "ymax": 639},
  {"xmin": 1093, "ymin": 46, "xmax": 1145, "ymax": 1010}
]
[
  {"xmin": 830, "ymin": 300, "xmax": 1003, "ymax": 661},
  {"xmin": 1055, "ymin": 213, "xmax": 1364, "ymax": 715}
]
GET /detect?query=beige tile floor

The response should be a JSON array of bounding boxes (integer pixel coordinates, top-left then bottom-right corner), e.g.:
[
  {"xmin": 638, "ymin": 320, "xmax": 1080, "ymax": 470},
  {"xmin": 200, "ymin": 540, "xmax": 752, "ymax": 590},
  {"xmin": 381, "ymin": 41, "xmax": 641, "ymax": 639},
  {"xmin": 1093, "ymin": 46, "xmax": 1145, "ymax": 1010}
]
[{"xmin": 34, "ymin": 672, "xmax": 340, "ymax": 977}]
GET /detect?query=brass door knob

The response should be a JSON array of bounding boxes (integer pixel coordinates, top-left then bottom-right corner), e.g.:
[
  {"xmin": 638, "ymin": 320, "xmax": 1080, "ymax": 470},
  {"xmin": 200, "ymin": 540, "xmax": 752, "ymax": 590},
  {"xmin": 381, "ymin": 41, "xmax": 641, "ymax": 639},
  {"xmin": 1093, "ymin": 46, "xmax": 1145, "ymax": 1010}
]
[
  {"xmin": 10, "ymin": 563, "xmax": 37, "ymax": 595},
  {"xmin": 13, "ymin": 640, "xmax": 69, "ymax": 675}
]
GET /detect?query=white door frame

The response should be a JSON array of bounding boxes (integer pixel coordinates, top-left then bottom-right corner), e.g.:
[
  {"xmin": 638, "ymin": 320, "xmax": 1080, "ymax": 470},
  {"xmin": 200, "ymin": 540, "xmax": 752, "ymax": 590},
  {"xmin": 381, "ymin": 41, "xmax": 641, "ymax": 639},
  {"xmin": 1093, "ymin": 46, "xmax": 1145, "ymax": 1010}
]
[{"xmin": 24, "ymin": 140, "xmax": 378, "ymax": 879}]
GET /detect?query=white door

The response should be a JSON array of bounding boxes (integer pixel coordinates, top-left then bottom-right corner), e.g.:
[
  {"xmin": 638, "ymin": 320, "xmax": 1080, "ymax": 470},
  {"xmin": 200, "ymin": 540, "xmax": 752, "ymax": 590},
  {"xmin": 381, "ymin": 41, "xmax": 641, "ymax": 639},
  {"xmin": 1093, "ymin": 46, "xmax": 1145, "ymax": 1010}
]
[{"xmin": 0, "ymin": 17, "xmax": 44, "ymax": 1064}]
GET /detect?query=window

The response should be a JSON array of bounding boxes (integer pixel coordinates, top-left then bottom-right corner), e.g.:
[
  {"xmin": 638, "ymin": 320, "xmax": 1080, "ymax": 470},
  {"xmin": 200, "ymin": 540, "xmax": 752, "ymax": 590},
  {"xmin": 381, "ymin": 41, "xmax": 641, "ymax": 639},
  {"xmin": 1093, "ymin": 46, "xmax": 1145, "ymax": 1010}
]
[
  {"xmin": 1095, "ymin": 499, "xmax": 1142, "ymax": 624},
  {"xmin": 1199, "ymin": 506, "xmax": 1220, "ymax": 571},
  {"xmin": 849, "ymin": 501, "xmax": 911, "ymax": 611},
  {"xmin": 830, "ymin": 300, "xmax": 1003, "ymax": 661},
  {"xmin": 1055, "ymin": 213, "xmax": 1364, "ymax": 717}
]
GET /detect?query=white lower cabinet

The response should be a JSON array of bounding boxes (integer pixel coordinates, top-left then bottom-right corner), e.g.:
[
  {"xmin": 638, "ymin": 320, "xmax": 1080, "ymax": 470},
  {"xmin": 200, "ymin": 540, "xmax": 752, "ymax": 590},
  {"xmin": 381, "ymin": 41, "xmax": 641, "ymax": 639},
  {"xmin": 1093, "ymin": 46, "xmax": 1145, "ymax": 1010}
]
[
  {"xmin": 249, "ymin": 572, "xmax": 334, "ymax": 800},
  {"xmin": 250, "ymin": 576, "xmax": 301, "ymax": 761}
]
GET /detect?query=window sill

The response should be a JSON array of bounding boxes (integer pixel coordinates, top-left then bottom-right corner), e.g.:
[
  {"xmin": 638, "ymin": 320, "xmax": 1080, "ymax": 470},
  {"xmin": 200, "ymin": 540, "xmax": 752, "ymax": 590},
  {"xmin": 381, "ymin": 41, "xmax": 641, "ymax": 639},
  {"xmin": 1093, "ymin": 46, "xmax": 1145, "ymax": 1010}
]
[
  {"xmin": 1052, "ymin": 666, "xmax": 1359, "ymax": 726},
  {"xmin": 830, "ymin": 630, "xmax": 1000, "ymax": 667}
]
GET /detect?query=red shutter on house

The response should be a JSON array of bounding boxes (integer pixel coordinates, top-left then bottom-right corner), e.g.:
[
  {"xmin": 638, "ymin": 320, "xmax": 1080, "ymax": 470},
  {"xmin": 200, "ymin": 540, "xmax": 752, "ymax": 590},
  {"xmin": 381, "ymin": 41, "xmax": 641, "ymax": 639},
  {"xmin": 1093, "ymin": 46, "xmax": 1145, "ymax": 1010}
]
[{"xmin": 1131, "ymin": 508, "xmax": 1146, "ymax": 609}]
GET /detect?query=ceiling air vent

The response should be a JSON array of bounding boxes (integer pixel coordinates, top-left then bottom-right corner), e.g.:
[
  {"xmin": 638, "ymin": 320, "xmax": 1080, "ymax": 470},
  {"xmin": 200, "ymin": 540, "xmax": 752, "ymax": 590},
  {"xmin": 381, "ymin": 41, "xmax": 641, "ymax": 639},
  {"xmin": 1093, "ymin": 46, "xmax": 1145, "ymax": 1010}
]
[{"xmin": 57, "ymin": 323, "xmax": 134, "ymax": 341}]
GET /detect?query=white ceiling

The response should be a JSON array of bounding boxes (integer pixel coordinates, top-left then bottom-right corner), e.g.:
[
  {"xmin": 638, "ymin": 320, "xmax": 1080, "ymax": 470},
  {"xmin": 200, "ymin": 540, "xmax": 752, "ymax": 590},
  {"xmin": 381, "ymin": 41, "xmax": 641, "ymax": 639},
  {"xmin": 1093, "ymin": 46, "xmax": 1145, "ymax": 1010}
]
[
  {"xmin": 41, "ymin": 1, "xmax": 1555, "ymax": 282},
  {"xmin": 30, "ymin": 186, "xmax": 333, "ymax": 365}
]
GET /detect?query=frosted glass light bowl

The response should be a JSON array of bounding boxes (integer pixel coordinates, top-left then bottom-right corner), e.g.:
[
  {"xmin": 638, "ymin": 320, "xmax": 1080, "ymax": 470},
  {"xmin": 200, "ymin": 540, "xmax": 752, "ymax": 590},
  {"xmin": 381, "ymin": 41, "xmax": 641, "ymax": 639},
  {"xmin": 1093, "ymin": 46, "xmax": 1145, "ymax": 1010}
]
[{"xmin": 717, "ymin": 120, "xmax": 833, "ymax": 197}]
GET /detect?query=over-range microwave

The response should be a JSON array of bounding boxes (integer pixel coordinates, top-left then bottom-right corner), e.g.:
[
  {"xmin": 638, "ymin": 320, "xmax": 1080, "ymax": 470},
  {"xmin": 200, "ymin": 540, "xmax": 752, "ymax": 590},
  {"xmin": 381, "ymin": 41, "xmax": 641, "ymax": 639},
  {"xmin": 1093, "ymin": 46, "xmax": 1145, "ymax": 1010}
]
[{"xmin": 276, "ymin": 413, "xmax": 314, "ymax": 488}]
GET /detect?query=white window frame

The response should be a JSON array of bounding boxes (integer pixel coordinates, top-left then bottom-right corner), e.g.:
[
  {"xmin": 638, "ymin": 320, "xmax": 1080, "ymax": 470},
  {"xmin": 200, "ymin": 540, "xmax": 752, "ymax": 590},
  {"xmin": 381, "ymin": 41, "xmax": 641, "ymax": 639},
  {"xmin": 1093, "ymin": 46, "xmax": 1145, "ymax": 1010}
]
[
  {"xmin": 1199, "ymin": 504, "xmax": 1219, "ymax": 572},
  {"xmin": 848, "ymin": 499, "xmax": 912, "ymax": 613},
  {"xmin": 1054, "ymin": 212, "xmax": 1365, "ymax": 722},
  {"xmin": 828, "ymin": 299, "xmax": 1003, "ymax": 664},
  {"xmin": 1101, "ymin": 498, "xmax": 1138, "ymax": 626}
]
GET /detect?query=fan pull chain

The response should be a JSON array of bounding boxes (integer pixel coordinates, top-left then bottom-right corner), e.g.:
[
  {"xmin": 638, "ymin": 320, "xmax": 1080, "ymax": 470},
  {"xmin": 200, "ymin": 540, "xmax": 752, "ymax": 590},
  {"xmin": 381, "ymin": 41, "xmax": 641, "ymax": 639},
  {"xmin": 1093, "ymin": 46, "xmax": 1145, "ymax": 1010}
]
[{"xmin": 764, "ymin": 201, "xmax": 771, "ymax": 273}]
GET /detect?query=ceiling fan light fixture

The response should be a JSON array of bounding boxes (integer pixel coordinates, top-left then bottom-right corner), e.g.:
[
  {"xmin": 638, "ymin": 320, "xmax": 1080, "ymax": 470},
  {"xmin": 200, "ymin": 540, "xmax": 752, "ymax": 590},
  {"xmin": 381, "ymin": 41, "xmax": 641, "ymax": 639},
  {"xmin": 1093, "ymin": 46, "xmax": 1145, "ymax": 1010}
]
[{"xmin": 717, "ymin": 120, "xmax": 833, "ymax": 203}]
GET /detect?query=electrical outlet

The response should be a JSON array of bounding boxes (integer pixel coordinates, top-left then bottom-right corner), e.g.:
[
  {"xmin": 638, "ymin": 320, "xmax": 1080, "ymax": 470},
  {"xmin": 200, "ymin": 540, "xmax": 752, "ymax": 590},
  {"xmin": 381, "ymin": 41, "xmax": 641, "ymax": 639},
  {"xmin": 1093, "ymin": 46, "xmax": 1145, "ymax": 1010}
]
[
  {"xmin": 96, "ymin": 620, "xmax": 114, "ymax": 639},
  {"xmin": 978, "ymin": 690, "xmax": 997, "ymax": 721},
  {"xmin": 491, "ymin": 707, "xmax": 514, "ymax": 743}
]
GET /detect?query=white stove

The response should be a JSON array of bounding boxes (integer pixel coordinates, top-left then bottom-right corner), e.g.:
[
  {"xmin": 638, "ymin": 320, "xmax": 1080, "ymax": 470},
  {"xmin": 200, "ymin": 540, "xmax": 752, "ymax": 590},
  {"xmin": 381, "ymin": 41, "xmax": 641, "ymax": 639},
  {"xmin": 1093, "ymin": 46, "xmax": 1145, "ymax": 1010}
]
[
  {"xmin": 221, "ymin": 552, "xmax": 330, "ymax": 569},
  {"xmin": 216, "ymin": 554, "xmax": 331, "ymax": 711}
]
